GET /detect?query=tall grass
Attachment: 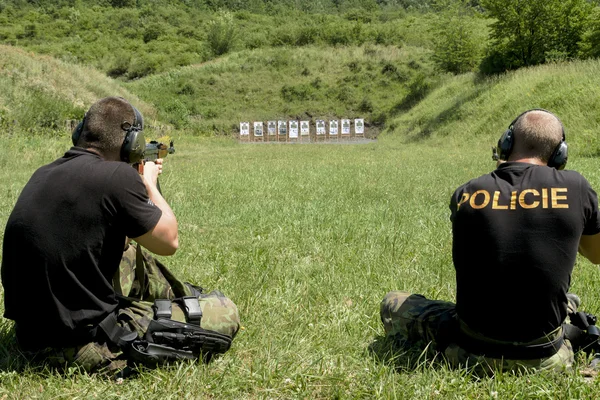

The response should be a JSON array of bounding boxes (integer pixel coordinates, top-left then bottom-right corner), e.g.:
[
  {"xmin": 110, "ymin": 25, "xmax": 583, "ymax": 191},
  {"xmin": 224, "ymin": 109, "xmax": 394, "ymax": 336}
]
[
  {"xmin": 0, "ymin": 45, "xmax": 163, "ymax": 136},
  {"xmin": 387, "ymin": 59, "xmax": 600, "ymax": 157}
]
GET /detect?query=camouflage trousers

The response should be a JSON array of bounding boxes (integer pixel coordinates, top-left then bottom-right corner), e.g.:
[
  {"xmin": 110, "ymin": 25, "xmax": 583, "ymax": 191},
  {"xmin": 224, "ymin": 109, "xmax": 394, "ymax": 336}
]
[
  {"xmin": 380, "ymin": 291, "xmax": 575, "ymax": 376},
  {"xmin": 39, "ymin": 243, "xmax": 240, "ymax": 374}
]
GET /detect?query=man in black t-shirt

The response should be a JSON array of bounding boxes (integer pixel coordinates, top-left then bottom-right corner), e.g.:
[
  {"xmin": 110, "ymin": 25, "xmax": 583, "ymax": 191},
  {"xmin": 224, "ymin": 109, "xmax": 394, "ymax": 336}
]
[
  {"xmin": 380, "ymin": 109, "xmax": 600, "ymax": 374},
  {"xmin": 2, "ymin": 97, "xmax": 239, "ymax": 373}
]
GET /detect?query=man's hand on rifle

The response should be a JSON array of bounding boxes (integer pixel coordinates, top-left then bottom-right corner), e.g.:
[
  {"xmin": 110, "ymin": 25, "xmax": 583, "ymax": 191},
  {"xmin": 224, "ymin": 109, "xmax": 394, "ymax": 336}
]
[{"xmin": 141, "ymin": 159, "xmax": 164, "ymax": 188}]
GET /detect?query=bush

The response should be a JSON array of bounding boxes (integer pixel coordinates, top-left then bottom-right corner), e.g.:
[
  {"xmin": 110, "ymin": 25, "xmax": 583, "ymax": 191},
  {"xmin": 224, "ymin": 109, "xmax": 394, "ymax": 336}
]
[
  {"xmin": 322, "ymin": 22, "xmax": 352, "ymax": 46},
  {"xmin": 431, "ymin": 13, "xmax": 482, "ymax": 74},
  {"xmin": 206, "ymin": 11, "xmax": 237, "ymax": 57},
  {"xmin": 127, "ymin": 53, "xmax": 164, "ymax": 79}
]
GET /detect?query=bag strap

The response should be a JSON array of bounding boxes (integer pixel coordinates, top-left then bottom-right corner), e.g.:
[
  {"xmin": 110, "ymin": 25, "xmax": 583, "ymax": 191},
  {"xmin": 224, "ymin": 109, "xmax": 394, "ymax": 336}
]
[
  {"xmin": 174, "ymin": 296, "xmax": 203, "ymax": 326},
  {"xmin": 97, "ymin": 311, "xmax": 138, "ymax": 348},
  {"xmin": 135, "ymin": 243, "xmax": 146, "ymax": 299}
]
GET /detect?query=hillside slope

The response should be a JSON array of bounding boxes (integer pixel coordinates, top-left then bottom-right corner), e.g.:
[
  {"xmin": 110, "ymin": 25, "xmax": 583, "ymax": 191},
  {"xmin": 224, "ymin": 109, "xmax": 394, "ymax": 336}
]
[
  {"xmin": 387, "ymin": 60, "xmax": 600, "ymax": 157},
  {"xmin": 1, "ymin": 42, "xmax": 599, "ymax": 160},
  {"xmin": 0, "ymin": 45, "xmax": 160, "ymax": 135},
  {"xmin": 126, "ymin": 45, "xmax": 435, "ymax": 135}
]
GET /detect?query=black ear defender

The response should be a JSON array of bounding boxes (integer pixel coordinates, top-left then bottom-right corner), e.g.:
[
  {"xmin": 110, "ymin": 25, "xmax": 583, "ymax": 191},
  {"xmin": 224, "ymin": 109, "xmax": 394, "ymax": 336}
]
[
  {"xmin": 495, "ymin": 108, "xmax": 568, "ymax": 170},
  {"xmin": 71, "ymin": 113, "xmax": 86, "ymax": 146},
  {"xmin": 119, "ymin": 103, "xmax": 146, "ymax": 164}
]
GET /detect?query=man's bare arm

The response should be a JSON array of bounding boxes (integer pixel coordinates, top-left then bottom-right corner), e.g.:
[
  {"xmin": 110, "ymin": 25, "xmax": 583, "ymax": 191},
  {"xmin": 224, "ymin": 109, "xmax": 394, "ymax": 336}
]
[
  {"xmin": 579, "ymin": 233, "xmax": 600, "ymax": 265},
  {"xmin": 132, "ymin": 160, "xmax": 179, "ymax": 256}
]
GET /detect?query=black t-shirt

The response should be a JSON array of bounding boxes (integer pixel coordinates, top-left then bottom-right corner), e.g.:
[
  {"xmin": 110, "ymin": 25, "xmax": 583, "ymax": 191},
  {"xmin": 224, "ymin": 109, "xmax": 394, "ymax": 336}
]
[
  {"xmin": 1, "ymin": 148, "xmax": 161, "ymax": 349},
  {"xmin": 450, "ymin": 162, "xmax": 600, "ymax": 342}
]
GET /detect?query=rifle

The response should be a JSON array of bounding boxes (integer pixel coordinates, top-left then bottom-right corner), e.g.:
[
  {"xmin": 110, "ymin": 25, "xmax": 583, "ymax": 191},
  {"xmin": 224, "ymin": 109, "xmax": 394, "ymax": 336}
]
[
  {"xmin": 134, "ymin": 141, "xmax": 175, "ymax": 196},
  {"xmin": 134, "ymin": 140, "xmax": 175, "ymax": 174},
  {"xmin": 144, "ymin": 140, "xmax": 175, "ymax": 163}
]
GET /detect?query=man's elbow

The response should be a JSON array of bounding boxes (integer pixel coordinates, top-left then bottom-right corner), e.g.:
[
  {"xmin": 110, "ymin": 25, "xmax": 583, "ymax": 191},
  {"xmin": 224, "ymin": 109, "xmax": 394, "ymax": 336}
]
[
  {"xmin": 159, "ymin": 234, "xmax": 179, "ymax": 256},
  {"xmin": 580, "ymin": 248, "xmax": 600, "ymax": 265},
  {"xmin": 588, "ymin": 255, "xmax": 600, "ymax": 265}
]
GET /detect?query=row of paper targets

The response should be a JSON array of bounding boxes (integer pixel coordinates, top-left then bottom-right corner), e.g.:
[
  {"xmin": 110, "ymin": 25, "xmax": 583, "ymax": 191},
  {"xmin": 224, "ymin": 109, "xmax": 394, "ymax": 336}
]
[{"xmin": 239, "ymin": 119, "xmax": 365, "ymax": 138}]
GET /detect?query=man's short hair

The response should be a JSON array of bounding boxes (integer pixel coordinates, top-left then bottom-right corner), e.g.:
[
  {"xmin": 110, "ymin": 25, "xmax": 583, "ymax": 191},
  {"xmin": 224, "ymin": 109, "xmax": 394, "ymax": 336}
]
[
  {"xmin": 511, "ymin": 110, "xmax": 564, "ymax": 163},
  {"xmin": 77, "ymin": 97, "xmax": 137, "ymax": 155}
]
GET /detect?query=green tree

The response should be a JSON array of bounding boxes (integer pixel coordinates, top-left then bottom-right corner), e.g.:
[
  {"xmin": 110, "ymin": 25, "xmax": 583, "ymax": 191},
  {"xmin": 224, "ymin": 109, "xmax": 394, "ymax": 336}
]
[
  {"xmin": 431, "ymin": 1, "xmax": 484, "ymax": 74},
  {"xmin": 578, "ymin": 6, "xmax": 600, "ymax": 59},
  {"xmin": 480, "ymin": 0, "xmax": 592, "ymax": 73}
]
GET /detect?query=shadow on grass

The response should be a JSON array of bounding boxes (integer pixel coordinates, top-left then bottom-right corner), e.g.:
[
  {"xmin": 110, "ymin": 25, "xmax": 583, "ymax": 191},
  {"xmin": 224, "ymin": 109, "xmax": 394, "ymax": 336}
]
[
  {"xmin": 0, "ymin": 321, "xmax": 31, "ymax": 373},
  {"xmin": 368, "ymin": 334, "xmax": 449, "ymax": 373},
  {"xmin": 391, "ymin": 77, "xmax": 496, "ymax": 143}
]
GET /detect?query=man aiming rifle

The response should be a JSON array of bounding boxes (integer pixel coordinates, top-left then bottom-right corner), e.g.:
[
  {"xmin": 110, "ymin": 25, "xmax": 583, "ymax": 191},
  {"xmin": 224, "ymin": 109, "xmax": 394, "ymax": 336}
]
[
  {"xmin": 1, "ymin": 97, "xmax": 240, "ymax": 374},
  {"xmin": 380, "ymin": 109, "xmax": 600, "ymax": 375}
]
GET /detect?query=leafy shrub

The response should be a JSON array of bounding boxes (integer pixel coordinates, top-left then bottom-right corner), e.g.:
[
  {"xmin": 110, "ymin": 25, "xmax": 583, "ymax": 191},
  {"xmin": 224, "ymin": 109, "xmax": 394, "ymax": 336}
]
[
  {"xmin": 431, "ymin": 13, "xmax": 482, "ymax": 74},
  {"xmin": 322, "ymin": 23, "xmax": 352, "ymax": 46},
  {"xmin": 106, "ymin": 53, "xmax": 131, "ymax": 78},
  {"xmin": 128, "ymin": 53, "xmax": 164, "ymax": 79},
  {"xmin": 358, "ymin": 97, "xmax": 374, "ymax": 113},
  {"xmin": 295, "ymin": 24, "xmax": 319, "ymax": 46},
  {"xmin": 109, "ymin": 0, "xmax": 136, "ymax": 8},
  {"xmin": 206, "ymin": 11, "xmax": 237, "ymax": 57},
  {"xmin": 143, "ymin": 24, "xmax": 164, "ymax": 43}
]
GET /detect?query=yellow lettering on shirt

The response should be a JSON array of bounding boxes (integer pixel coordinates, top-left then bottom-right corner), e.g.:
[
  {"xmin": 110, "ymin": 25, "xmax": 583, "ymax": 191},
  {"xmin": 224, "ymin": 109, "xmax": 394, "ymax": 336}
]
[
  {"xmin": 457, "ymin": 193, "xmax": 470, "ymax": 210},
  {"xmin": 470, "ymin": 190, "xmax": 490, "ymax": 209},
  {"xmin": 492, "ymin": 191, "xmax": 508, "ymax": 210},
  {"xmin": 551, "ymin": 188, "xmax": 569, "ymax": 209},
  {"xmin": 518, "ymin": 189, "xmax": 540, "ymax": 209},
  {"xmin": 457, "ymin": 187, "xmax": 569, "ymax": 211}
]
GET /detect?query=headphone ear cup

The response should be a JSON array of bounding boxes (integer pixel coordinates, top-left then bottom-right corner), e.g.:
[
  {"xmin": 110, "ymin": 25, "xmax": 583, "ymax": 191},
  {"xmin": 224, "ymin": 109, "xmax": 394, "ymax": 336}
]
[
  {"xmin": 72, "ymin": 114, "xmax": 86, "ymax": 146},
  {"xmin": 547, "ymin": 141, "xmax": 568, "ymax": 170},
  {"xmin": 121, "ymin": 129, "xmax": 146, "ymax": 164},
  {"xmin": 497, "ymin": 128, "xmax": 514, "ymax": 161}
]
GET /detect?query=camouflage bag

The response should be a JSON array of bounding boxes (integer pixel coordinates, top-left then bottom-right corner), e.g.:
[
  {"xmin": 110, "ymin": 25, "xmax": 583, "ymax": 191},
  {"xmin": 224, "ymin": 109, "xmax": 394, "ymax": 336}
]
[
  {"xmin": 34, "ymin": 243, "xmax": 240, "ymax": 374},
  {"xmin": 107, "ymin": 244, "xmax": 240, "ymax": 367}
]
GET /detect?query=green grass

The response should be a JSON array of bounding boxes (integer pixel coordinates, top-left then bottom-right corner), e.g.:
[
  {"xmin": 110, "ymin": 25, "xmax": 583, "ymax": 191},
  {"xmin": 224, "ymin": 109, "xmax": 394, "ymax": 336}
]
[
  {"xmin": 3, "ymin": 13, "xmax": 600, "ymax": 399},
  {"xmin": 0, "ymin": 45, "xmax": 163, "ymax": 136},
  {"xmin": 2, "ymin": 135, "xmax": 600, "ymax": 399},
  {"xmin": 388, "ymin": 59, "xmax": 600, "ymax": 157}
]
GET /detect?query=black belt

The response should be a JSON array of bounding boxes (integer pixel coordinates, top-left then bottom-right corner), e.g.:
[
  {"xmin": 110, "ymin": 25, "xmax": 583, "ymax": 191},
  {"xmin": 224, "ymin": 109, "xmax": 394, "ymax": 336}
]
[{"xmin": 456, "ymin": 327, "xmax": 564, "ymax": 360}]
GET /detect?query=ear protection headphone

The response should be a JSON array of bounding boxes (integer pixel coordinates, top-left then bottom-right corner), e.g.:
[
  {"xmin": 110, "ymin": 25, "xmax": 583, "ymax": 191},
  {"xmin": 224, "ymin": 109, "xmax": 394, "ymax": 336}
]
[
  {"xmin": 497, "ymin": 108, "xmax": 568, "ymax": 170},
  {"xmin": 71, "ymin": 99, "xmax": 146, "ymax": 164}
]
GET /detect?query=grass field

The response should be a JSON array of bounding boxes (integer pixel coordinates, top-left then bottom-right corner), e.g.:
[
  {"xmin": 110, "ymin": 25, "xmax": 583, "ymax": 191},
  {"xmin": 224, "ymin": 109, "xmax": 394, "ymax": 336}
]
[
  {"xmin": 2, "ymin": 134, "xmax": 600, "ymax": 399},
  {"xmin": 3, "ymin": 17, "xmax": 600, "ymax": 399}
]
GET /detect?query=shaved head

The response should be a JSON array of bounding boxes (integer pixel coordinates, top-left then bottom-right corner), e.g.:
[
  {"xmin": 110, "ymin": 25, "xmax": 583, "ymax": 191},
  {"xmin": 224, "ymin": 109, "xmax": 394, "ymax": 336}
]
[{"xmin": 510, "ymin": 110, "xmax": 564, "ymax": 163}]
